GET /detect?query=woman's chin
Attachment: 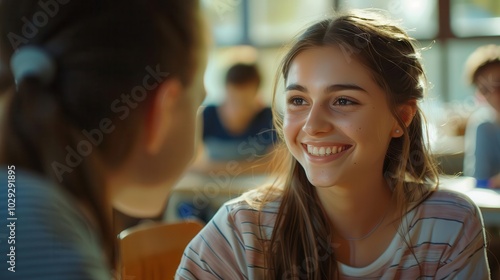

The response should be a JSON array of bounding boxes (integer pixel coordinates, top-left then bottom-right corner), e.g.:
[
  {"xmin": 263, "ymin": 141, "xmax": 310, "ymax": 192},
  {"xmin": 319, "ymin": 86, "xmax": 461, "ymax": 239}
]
[{"xmin": 305, "ymin": 173, "xmax": 339, "ymax": 189}]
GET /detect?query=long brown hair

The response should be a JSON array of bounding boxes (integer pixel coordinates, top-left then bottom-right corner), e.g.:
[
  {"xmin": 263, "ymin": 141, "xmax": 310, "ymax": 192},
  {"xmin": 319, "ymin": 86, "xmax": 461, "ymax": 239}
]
[
  {"xmin": 0, "ymin": 0, "xmax": 201, "ymax": 265},
  {"xmin": 260, "ymin": 10, "xmax": 439, "ymax": 279}
]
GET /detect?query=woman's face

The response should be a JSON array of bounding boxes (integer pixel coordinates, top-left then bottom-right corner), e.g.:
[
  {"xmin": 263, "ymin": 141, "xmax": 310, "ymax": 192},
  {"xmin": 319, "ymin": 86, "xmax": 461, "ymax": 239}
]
[
  {"xmin": 283, "ymin": 46, "xmax": 398, "ymax": 188},
  {"xmin": 156, "ymin": 10, "xmax": 208, "ymax": 181}
]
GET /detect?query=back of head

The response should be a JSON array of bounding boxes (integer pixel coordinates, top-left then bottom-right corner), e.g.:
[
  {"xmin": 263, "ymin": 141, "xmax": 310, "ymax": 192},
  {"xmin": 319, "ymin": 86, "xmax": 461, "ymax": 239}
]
[
  {"xmin": 465, "ymin": 44, "xmax": 500, "ymax": 86},
  {"xmin": 0, "ymin": 0, "xmax": 201, "ymax": 263}
]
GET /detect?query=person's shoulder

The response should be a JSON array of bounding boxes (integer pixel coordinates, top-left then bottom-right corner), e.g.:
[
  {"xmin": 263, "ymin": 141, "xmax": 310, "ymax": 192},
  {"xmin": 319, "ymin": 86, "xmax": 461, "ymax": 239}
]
[
  {"xmin": 221, "ymin": 190, "xmax": 280, "ymax": 219},
  {"xmin": 0, "ymin": 167, "xmax": 99, "ymax": 238},
  {"xmin": 178, "ymin": 189, "xmax": 279, "ymax": 279},
  {"xmin": 202, "ymin": 104, "xmax": 217, "ymax": 117},
  {"xmin": 476, "ymin": 120, "xmax": 499, "ymax": 134},
  {"xmin": 201, "ymin": 105, "xmax": 221, "ymax": 136},
  {"xmin": 261, "ymin": 106, "xmax": 272, "ymax": 114},
  {"xmin": 468, "ymin": 106, "xmax": 497, "ymax": 130},
  {"xmin": 0, "ymin": 168, "xmax": 109, "ymax": 279},
  {"xmin": 258, "ymin": 107, "xmax": 273, "ymax": 118},
  {"xmin": 422, "ymin": 188, "xmax": 480, "ymax": 217},
  {"xmin": 204, "ymin": 104, "xmax": 217, "ymax": 110},
  {"xmin": 3, "ymin": 168, "xmax": 89, "ymax": 224},
  {"xmin": 1, "ymin": 168, "xmax": 68, "ymax": 212},
  {"xmin": 469, "ymin": 105, "xmax": 496, "ymax": 122},
  {"xmin": 408, "ymin": 189, "xmax": 483, "ymax": 244},
  {"xmin": 207, "ymin": 187, "xmax": 281, "ymax": 233}
]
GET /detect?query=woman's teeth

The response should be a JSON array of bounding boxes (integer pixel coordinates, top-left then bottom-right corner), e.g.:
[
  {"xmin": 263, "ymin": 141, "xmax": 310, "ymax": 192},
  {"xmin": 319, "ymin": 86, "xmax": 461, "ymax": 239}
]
[{"xmin": 307, "ymin": 145, "xmax": 348, "ymax": 156}]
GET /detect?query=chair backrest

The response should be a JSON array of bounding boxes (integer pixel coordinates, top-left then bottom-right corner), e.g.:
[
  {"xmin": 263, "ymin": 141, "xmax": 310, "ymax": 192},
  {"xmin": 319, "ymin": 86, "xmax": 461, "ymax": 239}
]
[{"xmin": 118, "ymin": 220, "xmax": 204, "ymax": 280}]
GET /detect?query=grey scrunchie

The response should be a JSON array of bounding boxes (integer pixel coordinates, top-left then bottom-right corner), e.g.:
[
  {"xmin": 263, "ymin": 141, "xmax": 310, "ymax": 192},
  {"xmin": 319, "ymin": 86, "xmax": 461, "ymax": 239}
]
[{"xmin": 10, "ymin": 46, "xmax": 56, "ymax": 86}]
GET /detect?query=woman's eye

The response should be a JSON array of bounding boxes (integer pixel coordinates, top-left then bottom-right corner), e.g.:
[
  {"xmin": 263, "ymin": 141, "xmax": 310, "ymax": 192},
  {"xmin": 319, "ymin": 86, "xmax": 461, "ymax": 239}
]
[
  {"xmin": 334, "ymin": 97, "xmax": 356, "ymax": 106},
  {"xmin": 289, "ymin": 97, "xmax": 306, "ymax": 106}
]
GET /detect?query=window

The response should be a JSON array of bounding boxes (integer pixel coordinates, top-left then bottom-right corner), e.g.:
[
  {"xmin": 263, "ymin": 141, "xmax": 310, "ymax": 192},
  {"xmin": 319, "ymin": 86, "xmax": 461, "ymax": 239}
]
[
  {"xmin": 202, "ymin": 0, "xmax": 245, "ymax": 45},
  {"xmin": 248, "ymin": 0, "xmax": 333, "ymax": 46},
  {"xmin": 451, "ymin": 0, "xmax": 500, "ymax": 37},
  {"xmin": 339, "ymin": 0, "xmax": 438, "ymax": 39}
]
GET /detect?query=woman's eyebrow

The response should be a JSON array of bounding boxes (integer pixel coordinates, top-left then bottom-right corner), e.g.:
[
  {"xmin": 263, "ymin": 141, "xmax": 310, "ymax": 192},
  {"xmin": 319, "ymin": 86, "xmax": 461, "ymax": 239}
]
[
  {"xmin": 285, "ymin": 83, "xmax": 367, "ymax": 94},
  {"xmin": 285, "ymin": 83, "xmax": 307, "ymax": 92},
  {"xmin": 325, "ymin": 84, "xmax": 367, "ymax": 94}
]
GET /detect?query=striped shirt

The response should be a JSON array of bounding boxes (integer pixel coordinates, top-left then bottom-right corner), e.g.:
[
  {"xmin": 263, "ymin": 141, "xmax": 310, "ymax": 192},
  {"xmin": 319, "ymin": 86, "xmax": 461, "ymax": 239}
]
[
  {"xmin": 176, "ymin": 189, "xmax": 490, "ymax": 279},
  {"xmin": 0, "ymin": 167, "xmax": 110, "ymax": 279}
]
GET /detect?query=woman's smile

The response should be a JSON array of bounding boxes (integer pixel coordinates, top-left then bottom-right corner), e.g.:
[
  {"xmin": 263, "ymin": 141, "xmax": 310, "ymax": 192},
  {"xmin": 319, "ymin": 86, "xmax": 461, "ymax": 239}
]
[{"xmin": 301, "ymin": 142, "xmax": 353, "ymax": 164}]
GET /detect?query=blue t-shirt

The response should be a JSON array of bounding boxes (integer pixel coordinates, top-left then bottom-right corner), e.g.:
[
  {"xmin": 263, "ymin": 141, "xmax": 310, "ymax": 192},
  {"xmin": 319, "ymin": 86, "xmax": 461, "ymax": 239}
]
[
  {"xmin": 0, "ymin": 167, "xmax": 110, "ymax": 279},
  {"xmin": 473, "ymin": 121, "xmax": 500, "ymax": 180},
  {"xmin": 464, "ymin": 106, "xmax": 500, "ymax": 181},
  {"xmin": 202, "ymin": 105, "xmax": 276, "ymax": 161}
]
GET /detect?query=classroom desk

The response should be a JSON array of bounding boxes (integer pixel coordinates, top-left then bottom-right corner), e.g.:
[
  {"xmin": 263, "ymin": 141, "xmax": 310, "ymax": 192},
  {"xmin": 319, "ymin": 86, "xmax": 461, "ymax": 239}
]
[
  {"xmin": 165, "ymin": 173, "xmax": 500, "ymax": 227},
  {"xmin": 440, "ymin": 176, "xmax": 500, "ymax": 227},
  {"xmin": 164, "ymin": 171, "xmax": 273, "ymax": 223}
]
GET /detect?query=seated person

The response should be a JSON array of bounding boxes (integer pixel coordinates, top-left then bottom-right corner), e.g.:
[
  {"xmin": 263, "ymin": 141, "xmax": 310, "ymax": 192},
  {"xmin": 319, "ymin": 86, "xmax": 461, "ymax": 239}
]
[
  {"xmin": 192, "ymin": 63, "xmax": 277, "ymax": 174},
  {"xmin": 177, "ymin": 10, "xmax": 490, "ymax": 279},
  {"xmin": 0, "ymin": 0, "xmax": 205, "ymax": 278},
  {"xmin": 463, "ymin": 44, "xmax": 500, "ymax": 188}
]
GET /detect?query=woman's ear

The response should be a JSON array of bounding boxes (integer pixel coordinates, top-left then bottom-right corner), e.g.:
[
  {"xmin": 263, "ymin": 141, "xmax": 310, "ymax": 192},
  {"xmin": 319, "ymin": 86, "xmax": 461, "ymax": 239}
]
[
  {"xmin": 145, "ymin": 78, "xmax": 183, "ymax": 154},
  {"xmin": 392, "ymin": 99, "xmax": 417, "ymax": 137}
]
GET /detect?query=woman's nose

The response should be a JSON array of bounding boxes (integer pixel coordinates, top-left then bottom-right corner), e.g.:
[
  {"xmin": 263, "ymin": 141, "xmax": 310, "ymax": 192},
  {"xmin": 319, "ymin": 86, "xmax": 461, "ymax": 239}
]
[{"xmin": 302, "ymin": 104, "xmax": 333, "ymax": 136}]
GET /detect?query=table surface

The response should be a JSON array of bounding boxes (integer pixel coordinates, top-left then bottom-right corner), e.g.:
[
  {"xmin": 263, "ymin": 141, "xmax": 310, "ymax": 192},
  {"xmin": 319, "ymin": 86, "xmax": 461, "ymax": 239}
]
[
  {"xmin": 439, "ymin": 176, "xmax": 500, "ymax": 208},
  {"xmin": 172, "ymin": 173, "xmax": 500, "ymax": 207},
  {"xmin": 166, "ymin": 173, "xmax": 500, "ymax": 225}
]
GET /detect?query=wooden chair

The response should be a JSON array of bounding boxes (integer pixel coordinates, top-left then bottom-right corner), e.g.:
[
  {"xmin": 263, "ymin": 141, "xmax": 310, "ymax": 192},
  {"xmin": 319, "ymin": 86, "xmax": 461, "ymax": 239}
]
[{"xmin": 118, "ymin": 220, "xmax": 204, "ymax": 280}]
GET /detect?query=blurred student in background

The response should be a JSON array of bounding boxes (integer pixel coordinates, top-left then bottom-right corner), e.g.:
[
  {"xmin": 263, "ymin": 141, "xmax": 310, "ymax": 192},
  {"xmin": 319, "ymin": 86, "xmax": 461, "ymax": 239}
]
[
  {"xmin": 463, "ymin": 45, "xmax": 500, "ymax": 188},
  {"xmin": 0, "ymin": 0, "xmax": 205, "ymax": 278},
  {"xmin": 191, "ymin": 63, "xmax": 276, "ymax": 174}
]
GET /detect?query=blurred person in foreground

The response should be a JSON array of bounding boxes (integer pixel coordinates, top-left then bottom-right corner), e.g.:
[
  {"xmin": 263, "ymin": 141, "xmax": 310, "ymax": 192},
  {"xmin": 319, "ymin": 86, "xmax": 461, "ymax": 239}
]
[{"xmin": 0, "ymin": 0, "xmax": 206, "ymax": 278}]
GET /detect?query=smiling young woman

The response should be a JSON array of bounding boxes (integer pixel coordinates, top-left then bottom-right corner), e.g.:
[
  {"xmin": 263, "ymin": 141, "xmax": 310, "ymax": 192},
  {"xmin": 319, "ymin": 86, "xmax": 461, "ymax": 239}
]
[{"xmin": 176, "ymin": 10, "xmax": 490, "ymax": 280}]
